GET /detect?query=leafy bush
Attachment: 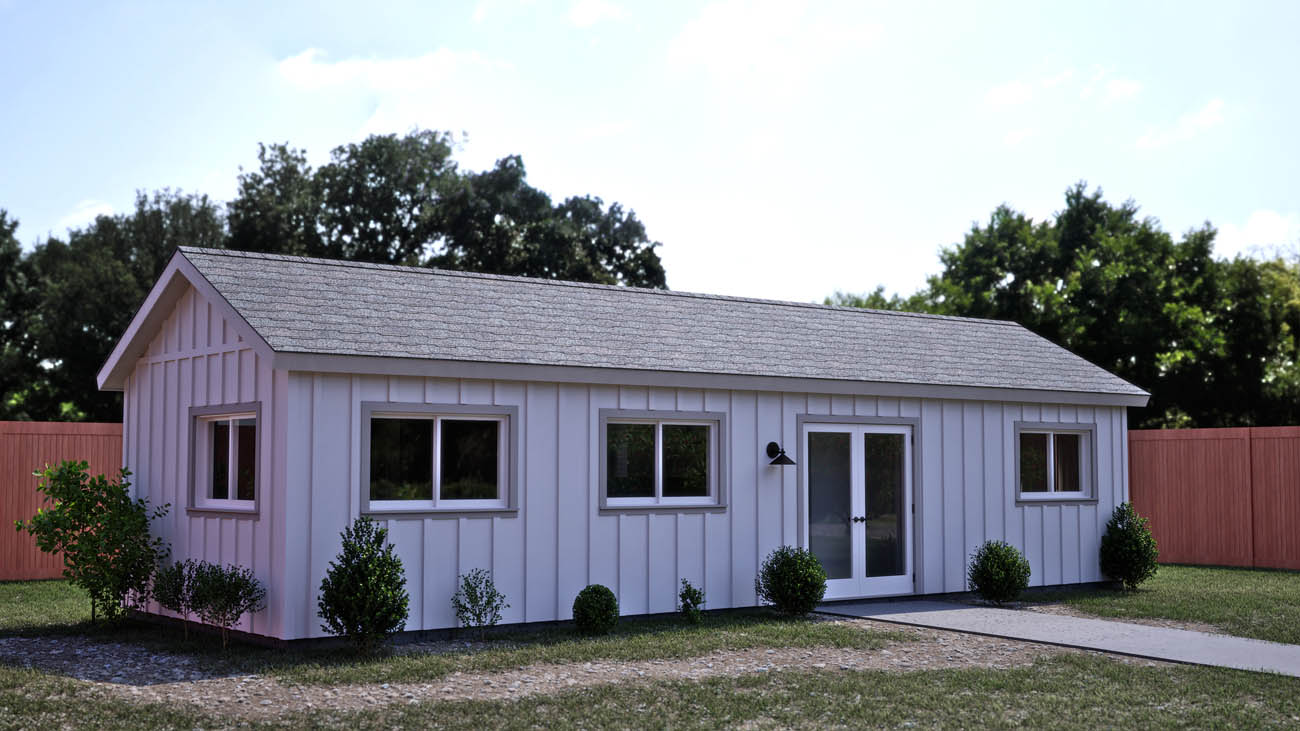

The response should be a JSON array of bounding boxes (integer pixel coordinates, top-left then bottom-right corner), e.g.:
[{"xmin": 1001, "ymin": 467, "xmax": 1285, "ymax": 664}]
[
  {"xmin": 754, "ymin": 546, "xmax": 827, "ymax": 616},
  {"xmin": 190, "ymin": 562, "xmax": 266, "ymax": 648},
  {"xmin": 572, "ymin": 584, "xmax": 619, "ymax": 635},
  {"xmin": 451, "ymin": 568, "xmax": 509, "ymax": 640},
  {"xmin": 677, "ymin": 578, "xmax": 705, "ymax": 624},
  {"xmin": 15, "ymin": 461, "xmax": 169, "ymax": 622},
  {"xmin": 153, "ymin": 559, "xmax": 197, "ymax": 640},
  {"xmin": 318, "ymin": 516, "xmax": 409, "ymax": 652},
  {"xmin": 967, "ymin": 540, "xmax": 1031, "ymax": 604},
  {"xmin": 1100, "ymin": 502, "xmax": 1159, "ymax": 590}
]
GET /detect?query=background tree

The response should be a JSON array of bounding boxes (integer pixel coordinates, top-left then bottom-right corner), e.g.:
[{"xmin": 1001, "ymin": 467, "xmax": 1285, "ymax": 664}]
[
  {"xmin": 829, "ymin": 184, "xmax": 1300, "ymax": 428},
  {"xmin": 6, "ymin": 128, "xmax": 667, "ymax": 421}
]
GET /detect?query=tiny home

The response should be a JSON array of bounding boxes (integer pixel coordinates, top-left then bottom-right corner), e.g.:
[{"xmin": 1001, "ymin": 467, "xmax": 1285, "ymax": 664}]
[{"xmin": 98, "ymin": 248, "xmax": 1148, "ymax": 641}]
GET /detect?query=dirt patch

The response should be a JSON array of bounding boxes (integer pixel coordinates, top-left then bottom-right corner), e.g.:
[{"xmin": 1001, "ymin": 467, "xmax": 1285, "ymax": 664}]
[{"xmin": 0, "ymin": 620, "xmax": 1164, "ymax": 721}]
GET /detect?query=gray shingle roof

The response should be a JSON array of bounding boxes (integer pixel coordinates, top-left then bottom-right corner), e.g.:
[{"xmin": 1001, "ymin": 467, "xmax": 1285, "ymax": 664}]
[{"xmin": 180, "ymin": 247, "xmax": 1147, "ymax": 397}]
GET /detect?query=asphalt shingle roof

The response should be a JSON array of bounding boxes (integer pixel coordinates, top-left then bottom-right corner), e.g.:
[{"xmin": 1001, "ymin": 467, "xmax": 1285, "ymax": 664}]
[{"xmin": 180, "ymin": 247, "xmax": 1147, "ymax": 397}]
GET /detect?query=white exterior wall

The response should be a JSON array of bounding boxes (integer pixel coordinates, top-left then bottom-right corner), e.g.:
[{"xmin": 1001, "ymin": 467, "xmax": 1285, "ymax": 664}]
[
  {"xmin": 124, "ymin": 285, "xmax": 282, "ymax": 637},
  {"xmin": 277, "ymin": 373, "xmax": 1129, "ymax": 640}
]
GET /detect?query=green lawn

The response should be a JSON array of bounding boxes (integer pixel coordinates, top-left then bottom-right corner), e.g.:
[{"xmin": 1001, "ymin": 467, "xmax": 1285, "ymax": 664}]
[
  {"xmin": 0, "ymin": 579, "xmax": 92, "ymax": 634},
  {"xmin": 1027, "ymin": 564, "xmax": 1300, "ymax": 645},
  {"xmin": 3, "ymin": 654, "xmax": 1299, "ymax": 729}
]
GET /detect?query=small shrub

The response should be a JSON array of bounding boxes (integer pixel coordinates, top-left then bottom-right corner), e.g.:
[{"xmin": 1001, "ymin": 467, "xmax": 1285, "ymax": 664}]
[
  {"xmin": 451, "ymin": 568, "xmax": 509, "ymax": 640},
  {"xmin": 677, "ymin": 578, "xmax": 705, "ymax": 624},
  {"xmin": 318, "ymin": 516, "xmax": 410, "ymax": 653},
  {"xmin": 153, "ymin": 559, "xmax": 197, "ymax": 640},
  {"xmin": 1100, "ymin": 502, "xmax": 1159, "ymax": 590},
  {"xmin": 755, "ymin": 546, "xmax": 827, "ymax": 616},
  {"xmin": 15, "ymin": 461, "xmax": 169, "ymax": 622},
  {"xmin": 572, "ymin": 584, "xmax": 619, "ymax": 635},
  {"xmin": 967, "ymin": 540, "xmax": 1031, "ymax": 604},
  {"xmin": 190, "ymin": 562, "xmax": 266, "ymax": 649}
]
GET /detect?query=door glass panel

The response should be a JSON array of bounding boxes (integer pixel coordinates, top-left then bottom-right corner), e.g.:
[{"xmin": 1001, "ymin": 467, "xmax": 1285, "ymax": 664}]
[
  {"xmin": 864, "ymin": 433, "xmax": 905, "ymax": 578},
  {"xmin": 808, "ymin": 432, "xmax": 852, "ymax": 580}
]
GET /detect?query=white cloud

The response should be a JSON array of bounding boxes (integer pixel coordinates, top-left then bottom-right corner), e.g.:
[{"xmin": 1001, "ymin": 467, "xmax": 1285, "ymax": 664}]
[
  {"xmin": 569, "ymin": 0, "xmax": 623, "ymax": 27},
  {"xmin": 1003, "ymin": 127, "xmax": 1035, "ymax": 146},
  {"xmin": 667, "ymin": 1, "xmax": 880, "ymax": 89},
  {"xmin": 1136, "ymin": 98, "xmax": 1225, "ymax": 150},
  {"xmin": 54, "ymin": 199, "xmax": 113, "ymax": 232},
  {"xmin": 275, "ymin": 48, "xmax": 519, "ymax": 168},
  {"xmin": 1104, "ymin": 78, "xmax": 1142, "ymax": 102},
  {"xmin": 1078, "ymin": 64, "xmax": 1112, "ymax": 100},
  {"xmin": 984, "ymin": 80, "xmax": 1033, "ymax": 108},
  {"xmin": 1216, "ymin": 210, "xmax": 1300, "ymax": 259},
  {"xmin": 1041, "ymin": 68, "xmax": 1074, "ymax": 88}
]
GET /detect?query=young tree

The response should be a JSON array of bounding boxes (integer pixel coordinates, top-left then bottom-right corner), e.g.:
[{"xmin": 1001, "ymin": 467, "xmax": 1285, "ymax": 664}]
[{"xmin": 16, "ymin": 461, "xmax": 169, "ymax": 622}]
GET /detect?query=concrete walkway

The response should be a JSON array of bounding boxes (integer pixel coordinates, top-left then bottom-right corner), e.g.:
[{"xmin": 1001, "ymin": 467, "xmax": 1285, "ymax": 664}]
[{"xmin": 821, "ymin": 600, "xmax": 1300, "ymax": 678}]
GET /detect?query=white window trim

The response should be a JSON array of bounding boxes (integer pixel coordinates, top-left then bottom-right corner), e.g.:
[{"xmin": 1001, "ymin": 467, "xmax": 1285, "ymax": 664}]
[
  {"xmin": 1014, "ymin": 421, "xmax": 1097, "ymax": 504},
  {"xmin": 360, "ymin": 402, "xmax": 519, "ymax": 516},
  {"xmin": 599, "ymin": 409, "xmax": 728, "ymax": 511},
  {"xmin": 188, "ymin": 402, "xmax": 262, "ymax": 517}
]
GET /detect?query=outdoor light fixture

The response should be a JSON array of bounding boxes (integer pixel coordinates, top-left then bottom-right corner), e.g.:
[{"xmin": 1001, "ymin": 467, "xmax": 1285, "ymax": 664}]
[{"xmin": 766, "ymin": 441, "xmax": 795, "ymax": 466}]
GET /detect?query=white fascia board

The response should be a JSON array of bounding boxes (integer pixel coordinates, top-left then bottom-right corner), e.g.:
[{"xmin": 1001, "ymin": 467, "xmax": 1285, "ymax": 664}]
[
  {"xmin": 96, "ymin": 251, "xmax": 276, "ymax": 391},
  {"xmin": 272, "ymin": 351, "xmax": 1151, "ymax": 408}
]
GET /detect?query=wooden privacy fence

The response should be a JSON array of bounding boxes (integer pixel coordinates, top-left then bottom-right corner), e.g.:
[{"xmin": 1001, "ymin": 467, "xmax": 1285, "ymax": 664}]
[
  {"xmin": 0, "ymin": 421, "xmax": 123, "ymax": 581},
  {"xmin": 1129, "ymin": 427, "xmax": 1300, "ymax": 570}
]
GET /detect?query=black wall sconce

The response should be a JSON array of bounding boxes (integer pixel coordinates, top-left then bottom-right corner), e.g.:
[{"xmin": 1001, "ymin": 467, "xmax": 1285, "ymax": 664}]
[{"xmin": 766, "ymin": 441, "xmax": 795, "ymax": 466}]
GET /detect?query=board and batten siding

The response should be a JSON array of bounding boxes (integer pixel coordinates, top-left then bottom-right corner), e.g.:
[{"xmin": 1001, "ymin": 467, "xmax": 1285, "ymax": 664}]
[
  {"xmin": 278, "ymin": 373, "xmax": 1128, "ymax": 639},
  {"xmin": 124, "ymin": 284, "xmax": 281, "ymax": 637}
]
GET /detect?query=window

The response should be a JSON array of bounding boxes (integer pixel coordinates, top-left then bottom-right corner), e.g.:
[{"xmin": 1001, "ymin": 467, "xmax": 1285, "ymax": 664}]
[
  {"xmin": 365, "ymin": 408, "xmax": 510, "ymax": 512},
  {"xmin": 1016, "ymin": 424, "xmax": 1092, "ymax": 501},
  {"xmin": 602, "ymin": 413, "xmax": 721, "ymax": 508},
  {"xmin": 191, "ymin": 407, "xmax": 258, "ymax": 512}
]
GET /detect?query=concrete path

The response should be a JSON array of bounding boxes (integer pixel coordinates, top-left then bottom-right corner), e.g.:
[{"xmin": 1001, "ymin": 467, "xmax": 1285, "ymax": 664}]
[{"xmin": 821, "ymin": 600, "xmax": 1300, "ymax": 678}]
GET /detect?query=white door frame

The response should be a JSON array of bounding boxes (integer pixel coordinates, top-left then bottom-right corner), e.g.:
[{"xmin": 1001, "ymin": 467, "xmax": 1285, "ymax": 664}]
[{"xmin": 800, "ymin": 419, "xmax": 915, "ymax": 600}]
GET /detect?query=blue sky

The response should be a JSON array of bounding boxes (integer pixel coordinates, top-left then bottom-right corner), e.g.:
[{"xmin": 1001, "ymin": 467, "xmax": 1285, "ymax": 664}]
[{"xmin": 2, "ymin": 0, "xmax": 1297, "ymax": 302}]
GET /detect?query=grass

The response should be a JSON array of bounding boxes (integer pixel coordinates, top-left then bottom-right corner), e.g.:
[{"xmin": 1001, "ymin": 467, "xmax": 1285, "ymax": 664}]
[
  {"xmin": 3, "ymin": 654, "xmax": 1299, "ymax": 729},
  {"xmin": 1026, "ymin": 564, "xmax": 1300, "ymax": 645},
  {"xmin": 0, "ymin": 580, "xmax": 92, "ymax": 635},
  {"xmin": 0, "ymin": 580, "xmax": 907, "ymax": 686}
]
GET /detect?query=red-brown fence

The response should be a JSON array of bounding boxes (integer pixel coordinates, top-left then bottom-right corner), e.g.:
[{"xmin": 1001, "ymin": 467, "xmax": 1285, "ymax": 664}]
[
  {"xmin": 1, "ymin": 421, "xmax": 123, "ymax": 581},
  {"xmin": 1129, "ymin": 427, "xmax": 1300, "ymax": 570}
]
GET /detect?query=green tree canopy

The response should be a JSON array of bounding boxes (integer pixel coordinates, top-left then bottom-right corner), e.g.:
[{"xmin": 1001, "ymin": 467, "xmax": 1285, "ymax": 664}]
[
  {"xmin": 4, "ymin": 129, "xmax": 667, "ymax": 421},
  {"xmin": 829, "ymin": 184, "xmax": 1300, "ymax": 428}
]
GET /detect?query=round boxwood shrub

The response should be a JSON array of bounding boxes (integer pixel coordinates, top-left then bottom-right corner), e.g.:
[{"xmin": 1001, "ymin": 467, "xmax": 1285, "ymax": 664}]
[
  {"xmin": 1100, "ymin": 502, "xmax": 1159, "ymax": 590},
  {"xmin": 754, "ymin": 545, "xmax": 827, "ymax": 616},
  {"xmin": 967, "ymin": 540, "xmax": 1031, "ymax": 605},
  {"xmin": 318, "ymin": 516, "xmax": 410, "ymax": 653},
  {"xmin": 572, "ymin": 584, "xmax": 619, "ymax": 635}
]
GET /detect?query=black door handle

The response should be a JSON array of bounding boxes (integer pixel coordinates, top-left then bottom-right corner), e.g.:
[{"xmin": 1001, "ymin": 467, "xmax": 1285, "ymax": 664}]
[{"xmin": 851, "ymin": 516, "xmax": 867, "ymax": 523}]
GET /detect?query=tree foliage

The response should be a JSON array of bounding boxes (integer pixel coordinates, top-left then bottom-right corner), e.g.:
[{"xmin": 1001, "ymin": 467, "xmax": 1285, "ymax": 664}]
[
  {"xmin": 15, "ymin": 461, "xmax": 169, "ymax": 622},
  {"xmin": 829, "ymin": 184, "xmax": 1300, "ymax": 428},
  {"xmin": 4, "ymin": 129, "xmax": 667, "ymax": 421}
]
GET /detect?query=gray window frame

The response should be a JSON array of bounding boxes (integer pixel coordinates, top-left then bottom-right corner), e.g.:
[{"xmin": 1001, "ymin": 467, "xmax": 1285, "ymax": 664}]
[
  {"xmin": 360, "ymin": 402, "xmax": 520, "ymax": 518},
  {"xmin": 187, "ymin": 401, "xmax": 262, "ymax": 518},
  {"xmin": 1013, "ymin": 421, "xmax": 1098, "ymax": 505},
  {"xmin": 598, "ymin": 409, "xmax": 728, "ymax": 514}
]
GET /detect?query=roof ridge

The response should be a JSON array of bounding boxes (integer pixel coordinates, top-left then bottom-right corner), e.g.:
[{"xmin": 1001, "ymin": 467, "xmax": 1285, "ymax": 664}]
[{"xmin": 178, "ymin": 246, "xmax": 1020, "ymax": 328}]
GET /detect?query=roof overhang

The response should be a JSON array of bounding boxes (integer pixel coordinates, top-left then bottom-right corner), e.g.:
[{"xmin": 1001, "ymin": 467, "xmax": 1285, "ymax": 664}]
[
  {"xmin": 272, "ymin": 351, "xmax": 1152, "ymax": 408},
  {"xmin": 96, "ymin": 251, "xmax": 275, "ymax": 391}
]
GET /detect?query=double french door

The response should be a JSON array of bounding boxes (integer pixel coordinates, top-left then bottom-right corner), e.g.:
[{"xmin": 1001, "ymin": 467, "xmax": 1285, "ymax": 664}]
[{"xmin": 803, "ymin": 423, "xmax": 913, "ymax": 599}]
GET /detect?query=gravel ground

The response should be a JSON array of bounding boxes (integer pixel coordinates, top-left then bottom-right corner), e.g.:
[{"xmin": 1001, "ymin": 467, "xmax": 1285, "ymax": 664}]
[{"xmin": 0, "ymin": 618, "xmax": 1163, "ymax": 721}]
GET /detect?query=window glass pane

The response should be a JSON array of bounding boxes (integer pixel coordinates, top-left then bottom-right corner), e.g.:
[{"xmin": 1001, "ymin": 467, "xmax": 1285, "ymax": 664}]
[
  {"xmin": 865, "ymin": 433, "xmax": 906, "ymax": 578},
  {"xmin": 808, "ymin": 432, "xmax": 852, "ymax": 580},
  {"xmin": 607, "ymin": 423, "xmax": 655, "ymax": 498},
  {"xmin": 662, "ymin": 425, "xmax": 709, "ymax": 497},
  {"xmin": 210, "ymin": 421, "xmax": 229, "ymax": 500},
  {"xmin": 440, "ymin": 420, "xmax": 500, "ymax": 500},
  {"xmin": 1054, "ymin": 433, "xmax": 1081, "ymax": 493},
  {"xmin": 370, "ymin": 418, "xmax": 433, "ymax": 500},
  {"xmin": 1020, "ymin": 433, "xmax": 1048, "ymax": 493},
  {"xmin": 235, "ymin": 418, "xmax": 256, "ymax": 501}
]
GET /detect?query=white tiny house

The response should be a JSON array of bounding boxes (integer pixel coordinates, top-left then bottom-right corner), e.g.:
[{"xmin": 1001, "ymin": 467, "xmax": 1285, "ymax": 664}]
[{"xmin": 98, "ymin": 248, "xmax": 1148, "ymax": 641}]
